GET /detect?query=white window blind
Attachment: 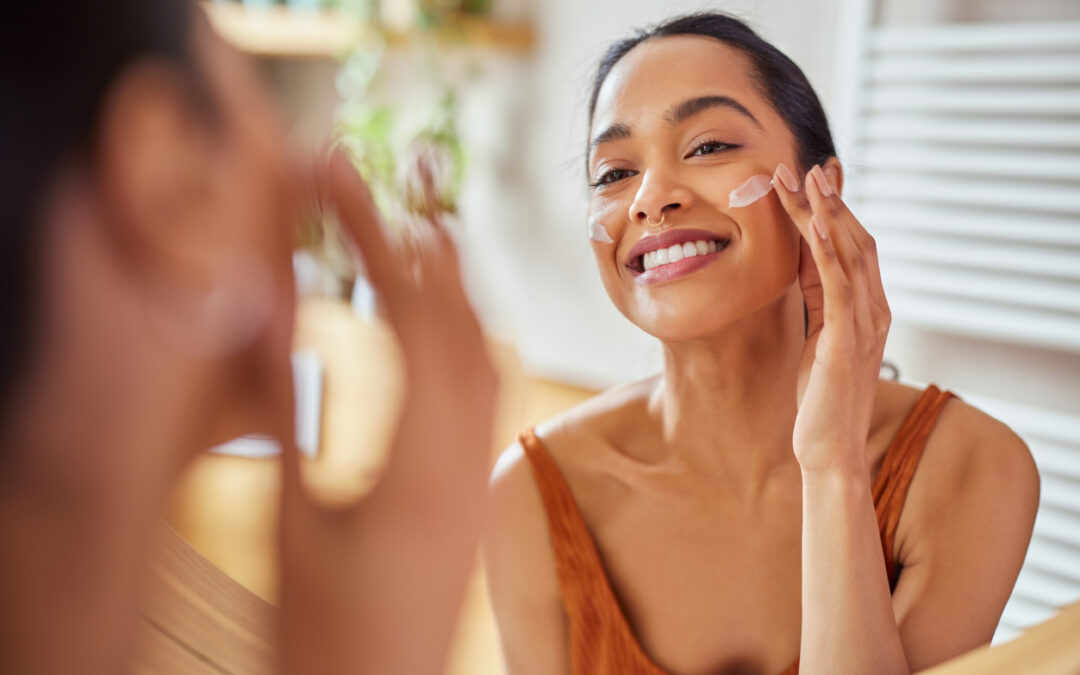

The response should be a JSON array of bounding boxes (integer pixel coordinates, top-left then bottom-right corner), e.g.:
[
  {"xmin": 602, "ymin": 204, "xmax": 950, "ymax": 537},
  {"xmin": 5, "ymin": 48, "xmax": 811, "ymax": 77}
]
[
  {"xmin": 838, "ymin": 17, "xmax": 1080, "ymax": 352},
  {"xmin": 833, "ymin": 0, "xmax": 1080, "ymax": 644}
]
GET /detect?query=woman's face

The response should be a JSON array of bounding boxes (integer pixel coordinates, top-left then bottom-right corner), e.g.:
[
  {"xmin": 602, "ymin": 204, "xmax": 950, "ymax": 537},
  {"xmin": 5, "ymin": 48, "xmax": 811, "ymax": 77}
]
[{"xmin": 587, "ymin": 35, "xmax": 804, "ymax": 341}]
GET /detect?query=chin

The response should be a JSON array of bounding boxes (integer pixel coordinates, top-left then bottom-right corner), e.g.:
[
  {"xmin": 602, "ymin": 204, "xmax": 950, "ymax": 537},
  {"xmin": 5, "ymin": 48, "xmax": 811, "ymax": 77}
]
[{"xmin": 618, "ymin": 278, "xmax": 798, "ymax": 343}]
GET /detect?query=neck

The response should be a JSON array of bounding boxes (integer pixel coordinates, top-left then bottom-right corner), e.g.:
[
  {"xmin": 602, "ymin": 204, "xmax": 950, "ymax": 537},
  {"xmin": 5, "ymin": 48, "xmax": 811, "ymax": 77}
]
[{"xmin": 649, "ymin": 287, "xmax": 805, "ymax": 491}]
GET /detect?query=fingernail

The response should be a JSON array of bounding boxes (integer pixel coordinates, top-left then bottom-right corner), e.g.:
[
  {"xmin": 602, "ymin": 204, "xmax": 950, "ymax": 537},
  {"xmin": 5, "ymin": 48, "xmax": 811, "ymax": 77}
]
[
  {"xmin": 811, "ymin": 213, "xmax": 828, "ymax": 241},
  {"xmin": 812, "ymin": 165, "xmax": 834, "ymax": 197},
  {"xmin": 775, "ymin": 163, "xmax": 799, "ymax": 192}
]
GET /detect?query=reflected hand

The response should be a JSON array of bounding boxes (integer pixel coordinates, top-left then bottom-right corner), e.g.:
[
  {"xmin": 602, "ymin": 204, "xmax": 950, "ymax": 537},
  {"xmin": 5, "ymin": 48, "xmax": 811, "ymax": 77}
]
[
  {"xmin": 278, "ymin": 150, "xmax": 498, "ymax": 675},
  {"xmin": 772, "ymin": 163, "xmax": 891, "ymax": 475}
]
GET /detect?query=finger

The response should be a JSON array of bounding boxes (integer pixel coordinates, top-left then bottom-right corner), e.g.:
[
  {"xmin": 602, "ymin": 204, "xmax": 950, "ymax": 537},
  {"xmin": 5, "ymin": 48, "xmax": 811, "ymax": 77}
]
[
  {"xmin": 774, "ymin": 162, "xmax": 854, "ymax": 329},
  {"xmin": 806, "ymin": 165, "xmax": 889, "ymax": 323},
  {"xmin": 325, "ymin": 149, "xmax": 408, "ymax": 300},
  {"xmin": 804, "ymin": 208, "xmax": 857, "ymax": 347},
  {"xmin": 416, "ymin": 155, "xmax": 443, "ymax": 230},
  {"xmin": 805, "ymin": 166, "xmax": 861, "ymax": 279},
  {"xmin": 414, "ymin": 155, "xmax": 467, "ymax": 284},
  {"xmin": 773, "ymin": 162, "xmax": 856, "ymax": 339},
  {"xmin": 806, "ymin": 165, "xmax": 872, "ymax": 337},
  {"xmin": 771, "ymin": 162, "xmax": 816, "ymax": 243},
  {"xmin": 799, "ymin": 237, "xmax": 825, "ymax": 338}
]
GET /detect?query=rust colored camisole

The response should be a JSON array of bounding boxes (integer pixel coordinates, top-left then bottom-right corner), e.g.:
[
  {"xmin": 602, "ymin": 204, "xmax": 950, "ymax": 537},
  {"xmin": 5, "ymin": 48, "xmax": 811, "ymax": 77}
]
[{"xmin": 519, "ymin": 384, "xmax": 955, "ymax": 675}]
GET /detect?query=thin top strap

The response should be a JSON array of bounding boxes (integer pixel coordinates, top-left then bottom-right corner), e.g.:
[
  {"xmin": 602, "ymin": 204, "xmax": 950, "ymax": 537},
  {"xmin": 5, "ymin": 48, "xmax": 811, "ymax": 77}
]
[
  {"xmin": 518, "ymin": 429, "xmax": 665, "ymax": 674},
  {"xmin": 518, "ymin": 429, "xmax": 617, "ymax": 607},
  {"xmin": 871, "ymin": 384, "xmax": 956, "ymax": 589}
]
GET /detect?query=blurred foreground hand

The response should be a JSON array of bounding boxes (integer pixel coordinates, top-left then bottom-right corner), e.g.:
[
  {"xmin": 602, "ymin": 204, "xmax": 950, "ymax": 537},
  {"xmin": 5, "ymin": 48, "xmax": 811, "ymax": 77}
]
[{"xmin": 278, "ymin": 150, "xmax": 498, "ymax": 675}]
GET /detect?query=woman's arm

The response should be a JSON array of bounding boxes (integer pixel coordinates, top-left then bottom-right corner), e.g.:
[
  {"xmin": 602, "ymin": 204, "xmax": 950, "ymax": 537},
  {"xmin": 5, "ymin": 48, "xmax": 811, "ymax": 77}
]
[
  {"xmin": 799, "ymin": 409, "xmax": 1038, "ymax": 674},
  {"xmin": 484, "ymin": 444, "xmax": 572, "ymax": 675},
  {"xmin": 771, "ymin": 162, "xmax": 1038, "ymax": 674}
]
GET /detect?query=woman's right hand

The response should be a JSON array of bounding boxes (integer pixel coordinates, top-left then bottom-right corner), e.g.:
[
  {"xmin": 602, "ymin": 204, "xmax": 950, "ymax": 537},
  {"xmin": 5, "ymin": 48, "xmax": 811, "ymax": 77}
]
[{"xmin": 278, "ymin": 150, "xmax": 498, "ymax": 675}]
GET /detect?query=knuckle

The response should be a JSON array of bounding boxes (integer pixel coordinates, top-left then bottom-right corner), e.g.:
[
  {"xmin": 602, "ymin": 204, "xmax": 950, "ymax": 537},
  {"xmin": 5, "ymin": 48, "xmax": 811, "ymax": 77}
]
[
  {"xmin": 838, "ymin": 281, "xmax": 854, "ymax": 304},
  {"xmin": 818, "ymin": 240, "xmax": 837, "ymax": 260}
]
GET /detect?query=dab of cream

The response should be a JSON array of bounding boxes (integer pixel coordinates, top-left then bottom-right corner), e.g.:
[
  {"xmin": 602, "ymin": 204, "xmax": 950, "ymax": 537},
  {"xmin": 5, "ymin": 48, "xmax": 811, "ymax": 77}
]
[
  {"xmin": 729, "ymin": 174, "xmax": 774, "ymax": 208},
  {"xmin": 588, "ymin": 218, "xmax": 614, "ymax": 243}
]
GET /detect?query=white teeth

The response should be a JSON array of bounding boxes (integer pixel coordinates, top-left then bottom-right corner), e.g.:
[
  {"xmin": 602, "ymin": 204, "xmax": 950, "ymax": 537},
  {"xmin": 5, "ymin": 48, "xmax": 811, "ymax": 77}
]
[{"xmin": 640, "ymin": 239, "xmax": 723, "ymax": 271}]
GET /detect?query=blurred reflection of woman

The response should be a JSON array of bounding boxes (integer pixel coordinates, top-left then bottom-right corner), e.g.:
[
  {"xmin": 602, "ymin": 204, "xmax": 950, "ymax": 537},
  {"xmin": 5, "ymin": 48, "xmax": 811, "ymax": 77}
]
[
  {"xmin": 0, "ymin": 2, "xmax": 496, "ymax": 674},
  {"xmin": 485, "ymin": 13, "xmax": 1039, "ymax": 675}
]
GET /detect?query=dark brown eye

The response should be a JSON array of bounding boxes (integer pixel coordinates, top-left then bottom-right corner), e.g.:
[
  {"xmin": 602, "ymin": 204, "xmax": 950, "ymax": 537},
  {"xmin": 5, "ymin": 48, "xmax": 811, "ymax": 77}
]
[
  {"xmin": 692, "ymin": 141, "xmax": 732, "ymax": 156},
  {"xmin": 591, "ymin": 168, "xmax": 636, "ymax": 188}
]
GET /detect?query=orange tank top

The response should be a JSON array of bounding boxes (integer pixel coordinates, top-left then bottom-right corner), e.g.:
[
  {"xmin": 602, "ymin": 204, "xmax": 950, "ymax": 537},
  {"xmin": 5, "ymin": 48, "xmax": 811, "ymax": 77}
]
[{"xmin": 519, "ymin": 384, "xmax": 955, "ymax": 675}]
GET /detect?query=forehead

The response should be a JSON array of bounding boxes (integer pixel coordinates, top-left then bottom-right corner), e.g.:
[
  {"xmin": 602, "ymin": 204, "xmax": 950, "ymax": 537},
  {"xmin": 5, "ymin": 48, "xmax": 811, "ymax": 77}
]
[{"xmin": 591, "ymin": 35, "xmax": 765, "ymax": 130}]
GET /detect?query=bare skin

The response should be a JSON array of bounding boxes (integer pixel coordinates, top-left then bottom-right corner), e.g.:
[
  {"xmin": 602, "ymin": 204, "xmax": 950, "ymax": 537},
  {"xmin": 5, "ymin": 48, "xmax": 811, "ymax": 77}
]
[
  {"xmin": 484, "ymin": 35, "xmax": 1039, "ymax": 675},
  {"xmin": 0, "ymin": 8, "xmax": 495, "ymax": 675}
]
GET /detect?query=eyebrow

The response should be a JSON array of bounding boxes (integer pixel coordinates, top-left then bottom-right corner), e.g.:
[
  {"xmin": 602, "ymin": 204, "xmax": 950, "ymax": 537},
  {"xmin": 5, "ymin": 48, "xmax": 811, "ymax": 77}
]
[
  {"xmin": 666, "ymin": 95, "xmax": 762, "ymax": 129},
  {"xmin": 588, "ymin": 94, "xmax": 762, "ymax": 159},
  {"xmin": 589, "ymin": 123, "xmax": 632, "ymax": 153}
]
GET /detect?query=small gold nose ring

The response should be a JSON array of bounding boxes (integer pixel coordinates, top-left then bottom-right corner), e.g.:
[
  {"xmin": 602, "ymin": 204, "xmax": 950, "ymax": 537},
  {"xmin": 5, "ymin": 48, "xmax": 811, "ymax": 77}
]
[{"xmin": 646, "ymin": 212, "xmax": 666, "ymax": 228}]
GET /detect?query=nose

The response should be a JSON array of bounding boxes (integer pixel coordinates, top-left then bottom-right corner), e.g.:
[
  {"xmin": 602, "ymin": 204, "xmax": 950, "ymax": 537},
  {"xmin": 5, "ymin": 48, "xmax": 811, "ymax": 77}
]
[{"xmin": 628, "ymin": 168, "xmax": 693, "ymax": 227}]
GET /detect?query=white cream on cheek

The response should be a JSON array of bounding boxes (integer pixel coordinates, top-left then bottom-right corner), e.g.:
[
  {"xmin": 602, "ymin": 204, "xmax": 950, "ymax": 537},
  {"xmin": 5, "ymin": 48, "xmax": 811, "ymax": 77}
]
[
  {"xmin": 586, "ymin": 199, "xmax": 620, "ymax": 244},
  {"xmin": 588, "ymin": 219, "xmax": 614, "ymax": 243},
  {"xmin": 728, "ymin": 173, "xmax": 774, "ymax": 208}
]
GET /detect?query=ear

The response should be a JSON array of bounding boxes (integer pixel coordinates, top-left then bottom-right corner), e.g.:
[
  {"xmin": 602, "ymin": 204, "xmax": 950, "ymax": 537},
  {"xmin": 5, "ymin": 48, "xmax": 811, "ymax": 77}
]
[
  {"xmin": 94, "ymin": 59, "xmax": 216, "ymax": 287},
  {"xmin": 822, "ymin": 157, "xmax": 844, "ymax": 197}
]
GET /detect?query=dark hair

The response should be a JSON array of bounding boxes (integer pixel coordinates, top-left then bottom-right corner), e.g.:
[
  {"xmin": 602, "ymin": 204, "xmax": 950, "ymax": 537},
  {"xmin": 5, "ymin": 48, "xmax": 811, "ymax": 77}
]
[
  {"xmin": 0, "ymin": 0, "xmax": 197, "ymax": 412},
  {"xmin": 587, "ymin": 12, "xmax": 836, "ymax": 174}
]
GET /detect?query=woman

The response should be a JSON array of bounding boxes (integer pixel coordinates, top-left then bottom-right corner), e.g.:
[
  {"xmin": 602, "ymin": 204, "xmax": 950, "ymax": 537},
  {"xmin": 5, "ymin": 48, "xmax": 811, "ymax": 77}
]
[
  {"xmin": 485, "ymin": 13, "xmax": 1039, "ymax": 675},
  {"xmin": 0, "ymin": 1, "xmax": 496, "ymax": 673}
]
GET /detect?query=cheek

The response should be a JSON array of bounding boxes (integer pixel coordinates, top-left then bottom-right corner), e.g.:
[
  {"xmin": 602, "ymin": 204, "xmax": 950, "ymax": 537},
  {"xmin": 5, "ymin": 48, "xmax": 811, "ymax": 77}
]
[
  {"xmin": 586, "ymin": 195, "xmax": 624, "ymax": 244},
  {"xmin": 744, "ymin": 196, "xmax": 802, "ymax": 284}
]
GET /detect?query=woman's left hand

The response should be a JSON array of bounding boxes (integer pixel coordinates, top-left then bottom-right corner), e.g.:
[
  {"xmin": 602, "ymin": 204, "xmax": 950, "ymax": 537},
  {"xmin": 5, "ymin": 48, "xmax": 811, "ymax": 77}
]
[{"xmin": 771, "ymin": 163, "xmax": 891, "ymax": 476}]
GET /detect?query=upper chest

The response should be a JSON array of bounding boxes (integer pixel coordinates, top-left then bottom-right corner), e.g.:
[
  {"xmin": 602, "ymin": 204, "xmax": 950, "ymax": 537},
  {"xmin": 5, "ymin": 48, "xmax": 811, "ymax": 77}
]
[
  {"xmin": 549, "ymin": 428, "xmax": 908, "ymax": 674},
  {"xmin": 578, "ymin": 473, "xmax": 806, "ymax": 674}
]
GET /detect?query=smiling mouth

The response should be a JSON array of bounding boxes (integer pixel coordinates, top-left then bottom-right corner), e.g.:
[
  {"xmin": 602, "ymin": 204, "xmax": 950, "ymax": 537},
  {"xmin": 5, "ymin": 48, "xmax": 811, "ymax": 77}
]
[{"xmin": 628, "ymin": 237, "xmax": 730, "ymax": 274}]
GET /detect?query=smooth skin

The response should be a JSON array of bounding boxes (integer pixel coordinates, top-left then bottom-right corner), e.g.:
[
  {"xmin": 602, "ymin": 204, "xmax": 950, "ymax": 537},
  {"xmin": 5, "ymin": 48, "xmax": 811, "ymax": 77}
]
[
  {"xmin": 484, "ymin": 35, "xmax": 1039, "ymax": 675},
  {"xmin": 0, "ymin": 8, "xmax": 496, "ymax": 675}
]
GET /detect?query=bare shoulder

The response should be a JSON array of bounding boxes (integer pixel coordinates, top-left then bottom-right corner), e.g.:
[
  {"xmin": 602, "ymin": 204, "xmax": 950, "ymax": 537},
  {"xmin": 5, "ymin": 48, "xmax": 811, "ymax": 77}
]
[
  {"xmin": 894, "ymin": 382, "xmax": 1040, "ymax": 563},
  {"xmin": 485, "ymin": 439, "xmax": 550, "ymax": 576},
  {"xmin": 481, "ymin": 381, "xmax": 655, "ymax": 675},
  {"xmin": 485, "ymin": 375, "xmax": 656, "ymax": 571},
  {"xmin": 918, "ymin": 389, "xmax": 1039, "ymax": 503},
  {"xmin": 530, "ymin": 376, "xmax": 658, "ymax": 466},
  {"xmin": 885, "ymin": 385, "xmax": 1041, "ymax": 662},
  {"xmin": 485, "ymin": 439, "xmax": 573, "ymax": 674},
  {"xmin": 873, "ymin": 379, "xmax": 1037, "ymax": 486}
]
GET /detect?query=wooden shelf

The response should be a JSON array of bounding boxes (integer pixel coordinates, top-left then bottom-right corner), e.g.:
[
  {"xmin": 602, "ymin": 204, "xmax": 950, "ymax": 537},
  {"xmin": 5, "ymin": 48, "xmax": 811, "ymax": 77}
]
[{"xmin": 202, "ymin": 2, "xmax": 535, "ymax": 58}]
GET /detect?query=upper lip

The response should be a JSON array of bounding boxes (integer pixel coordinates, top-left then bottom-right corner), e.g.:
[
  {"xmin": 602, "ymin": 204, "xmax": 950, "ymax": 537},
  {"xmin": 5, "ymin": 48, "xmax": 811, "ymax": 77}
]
[{"xmin": 625, "ymin": 228, "xmax": 732, "ymax": 268}]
